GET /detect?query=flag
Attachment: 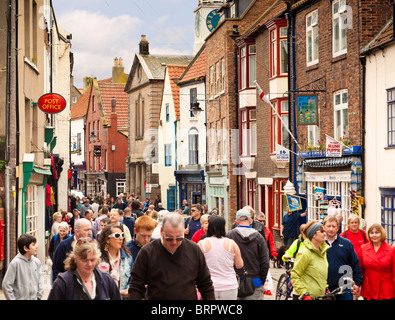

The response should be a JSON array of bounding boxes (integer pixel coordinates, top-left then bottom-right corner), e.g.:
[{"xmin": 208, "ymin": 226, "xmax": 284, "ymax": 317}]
[
  {"xmin": 255, "ymin": 81, "xmax": 271, "ymax": 104},
  {"xmin": 99, "ymin": 162, "xmax": 104, "ymax": 172}
]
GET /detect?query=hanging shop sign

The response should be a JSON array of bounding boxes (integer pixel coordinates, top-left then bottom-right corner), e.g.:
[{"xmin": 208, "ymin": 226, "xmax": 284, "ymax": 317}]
[
  {"xmin": 286, "ymin": 194, "xmax": 302, "ymax": 212},
  {"xmin": 37, "ymin": 93, "xmax": 67, "ymax": 114},
  {"xmin": 297, "ymin": 95, "xmax": 318, "ymax": 125},
  {"xmin": 325, "ymin": 136, "xmax": 342, "ymax": 157}
]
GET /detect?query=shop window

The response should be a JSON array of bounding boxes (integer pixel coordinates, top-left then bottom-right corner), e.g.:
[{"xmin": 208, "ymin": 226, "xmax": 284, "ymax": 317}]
[{"xmin": 26, "ymin": 185, "xmax": 38, "ymax": 236}]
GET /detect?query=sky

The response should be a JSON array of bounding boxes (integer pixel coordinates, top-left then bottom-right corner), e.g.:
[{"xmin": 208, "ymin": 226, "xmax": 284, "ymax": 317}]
[{"xmin": 52, "ymin": 0, "xmax": 197, "ymax": 88}]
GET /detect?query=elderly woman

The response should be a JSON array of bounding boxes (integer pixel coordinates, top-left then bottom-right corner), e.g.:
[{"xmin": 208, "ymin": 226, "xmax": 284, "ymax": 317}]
[
  {"xmin": 358, "ymin": 223, "xmax": 395, "ymax": 300},
  {"xmin": 98, "ymin": 224, "xmax": 133, "ymax": 298},
  {"xmin": 48, "ymin": 239, "xmax": 121, "ymax": 300},
  {"xmin": 290, "ymin": 220, "xmax": 330, "ymax": 300},
  {"xmin": 340, "ymin": 214, "xmax": 368, "ymax": 256},
  {"xmin": 48, "ymin": 221, "xmax": 72, "ymax": 261},
  {"xmin": 51, "ymin": 212, "xmax": 62, "ymax": 240}
]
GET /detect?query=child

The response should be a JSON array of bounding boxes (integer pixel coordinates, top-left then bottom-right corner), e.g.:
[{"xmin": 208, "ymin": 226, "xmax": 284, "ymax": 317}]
[{"xmin": 2, "ymin": 234, "xmax": 44, "ymax": 300}]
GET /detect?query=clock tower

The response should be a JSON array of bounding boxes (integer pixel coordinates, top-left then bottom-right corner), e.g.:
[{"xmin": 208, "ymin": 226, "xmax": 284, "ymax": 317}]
[{"xmin": 193, "ymin": 0, "xmax": 224, "ymax": 55}]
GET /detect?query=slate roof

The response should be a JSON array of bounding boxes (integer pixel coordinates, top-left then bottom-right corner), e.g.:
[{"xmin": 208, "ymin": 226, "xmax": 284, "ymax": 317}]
[
  {"xmin": 138, "ymin": 54, "xmax": 194, "ymax": 80},
  {"xmin": 361, "ymin": 18, "xmax": 394, "ymax": 54}
]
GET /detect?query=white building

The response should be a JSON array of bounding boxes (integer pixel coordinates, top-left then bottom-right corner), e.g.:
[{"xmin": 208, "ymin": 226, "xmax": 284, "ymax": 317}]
[
  {"xmin": 158, "ymin": 64, "xmax": 188, "ymax": 211},
  {"xmin": 362, "ymin": 18, "xmax": 395, "ymax": 242}
]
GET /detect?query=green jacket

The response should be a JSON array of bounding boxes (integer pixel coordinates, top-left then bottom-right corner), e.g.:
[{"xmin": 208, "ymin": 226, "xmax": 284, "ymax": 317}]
[
  {"xmin": 290, "ymin": 238, "xmax": 330, "ymax": 298},
  {"xmin": 282, "ymin": 237, "xmax": 305, "ymax": 262}
]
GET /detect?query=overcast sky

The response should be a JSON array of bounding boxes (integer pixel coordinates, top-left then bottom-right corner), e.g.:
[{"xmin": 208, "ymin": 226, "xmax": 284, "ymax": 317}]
[{"xmin": 53, "ymin": 0, "xmax": 196, "ymax": 88}]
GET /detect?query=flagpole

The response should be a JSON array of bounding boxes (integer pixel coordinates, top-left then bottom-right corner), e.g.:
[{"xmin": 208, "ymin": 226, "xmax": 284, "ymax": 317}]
[{"xmin": 255, "ymin": 81, "xmax": 301, "ymax": 150}]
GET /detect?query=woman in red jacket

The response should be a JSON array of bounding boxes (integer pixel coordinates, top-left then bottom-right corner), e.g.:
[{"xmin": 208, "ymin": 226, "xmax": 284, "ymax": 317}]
[{"xmin": 358, "ymin": 223, "xmax": 395, "ymax": 300}]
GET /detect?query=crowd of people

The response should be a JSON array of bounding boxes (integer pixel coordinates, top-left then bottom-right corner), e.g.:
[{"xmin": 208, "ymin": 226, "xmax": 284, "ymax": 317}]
[{"xmin": 1, "ymin": 191, "xmax": 395, "ymax": 301}]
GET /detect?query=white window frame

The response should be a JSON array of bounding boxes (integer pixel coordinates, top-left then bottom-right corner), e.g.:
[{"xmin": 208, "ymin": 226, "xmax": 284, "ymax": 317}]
[
  {"xmin": 308, "ymin": 125, "xmax": 320, "ymax": 147},
  {"xmin": 116, "ymin": 181, "xmax": 126, "ymax": 197},
  {"xmin": 221, "ymin": 58, "xmax": 225, "ymax": 91},
  {"xmin": 306, "ymin": 10, "xmax": 319, "ymax": 66},
  {"xmin": 26, "ymin": 185, "xmax": 38, "ymax": 236},
  {"xmin": 249, "ymin": 45, "xmax": 256, "ymax": 87},
  {"xmin": 332, "ymin": 0, "xmax": 348, "ymax": 57},
  {"xmin": 334, "ymin": 89, "xmax": 349, "ymax": 140},
  {"xmin": 216, "ymin": 61, "xmax": 220, "ymax": 94}
]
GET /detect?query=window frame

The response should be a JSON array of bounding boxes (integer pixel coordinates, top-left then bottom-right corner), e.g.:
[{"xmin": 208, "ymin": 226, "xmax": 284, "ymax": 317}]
[
  {"xmin": 164, "ymin": 143, "xmax": 172, "ymax": 167},
  {"xmin": 238, "ymin": 41, "xmax": 257, "ymax": 90},
  {"xmin": 332, "ymin": 0, "xmax": 348, "ymax": 57},
  {"xmin": 268, "ymin": 19, "xmax": 288, "ymax": 78},
  {"xmin": 333, "ymin": 89, "xmax": 349, "ymax": 141},
  {"xmin": 387, "ymin": 87, "xmax": 395, "ymax": 147},
  {"xmin": 270, "ymin": 98, "xmax": 289, "ymax": 154},
  {"xmin": 306, "ymin": 10, "xmax": 319, "ymax": 66},
  {"xmin": 188, "ymin": 129, "xmax": 199, "ymax": 165},
  {"xmin": 240, "ymin": 107, "xmax": 257, "ymax": 157},
  {"xmin": 381, "ymin": 188, "xmax": 395, "ymax": 244}
]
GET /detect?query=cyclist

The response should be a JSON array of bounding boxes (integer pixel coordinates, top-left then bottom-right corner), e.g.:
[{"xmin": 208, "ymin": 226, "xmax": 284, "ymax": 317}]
[
  {"xmin": 282, "ymin": 224, "xmax": 306, "ymax": 263},
  {"xmin": 290, "ymin": 221, "xmax": 330, "ymax": 300}
]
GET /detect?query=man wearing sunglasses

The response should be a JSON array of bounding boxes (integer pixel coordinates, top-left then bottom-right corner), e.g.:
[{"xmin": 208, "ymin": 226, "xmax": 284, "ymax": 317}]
[
  {"xmin": 184, "ymin": 204, "xmax": 202, "ymax": 240},
  {"xmin": 129, "ymin": 212, "xmax": 214, "ymax": 300}
]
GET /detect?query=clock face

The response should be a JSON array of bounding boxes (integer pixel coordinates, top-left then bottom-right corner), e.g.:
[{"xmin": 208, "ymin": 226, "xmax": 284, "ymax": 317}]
[
  {"xmin": 206, "ymin": 9, "xmax": 220, "ymax": 32},
  {"xmin": 195, "ymin": 11, "xmax": 201, "ymax": 37}
]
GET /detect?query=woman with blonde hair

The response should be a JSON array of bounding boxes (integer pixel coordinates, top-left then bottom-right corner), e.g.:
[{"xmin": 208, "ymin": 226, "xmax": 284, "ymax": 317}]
[
  {"xmin": 358, "ymin": 223, "xmax": 395, "ymax": 300},
  {"xmin": 48, "ymin": 239, "xmax": 121, "ymax": 300}
]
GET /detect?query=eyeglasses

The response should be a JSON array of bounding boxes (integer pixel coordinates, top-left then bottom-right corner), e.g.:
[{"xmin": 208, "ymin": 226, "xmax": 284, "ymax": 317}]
[
  {"xmin": 163, "ymin": 236, "xmax": 184, "ymax": 242},
  {"xmin": 108, "ymin": 232, "xmax": 124, "ymax": 239}
]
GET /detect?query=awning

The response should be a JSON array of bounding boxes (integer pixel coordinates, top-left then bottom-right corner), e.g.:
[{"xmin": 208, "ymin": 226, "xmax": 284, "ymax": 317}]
[
  {"xmin": 302, "ymin": 156, "xmax": 357, "ymax": 168},
  {"xmin": 33, "ymin": 166, "xmax": 52, "ymax": 176}
]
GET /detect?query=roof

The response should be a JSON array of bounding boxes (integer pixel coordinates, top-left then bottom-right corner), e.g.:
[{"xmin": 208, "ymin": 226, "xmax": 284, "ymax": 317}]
[
  {"xmin": 138, "ymin": 54, "xmax": 194, "ymax": 80},
  {"xmin": 97, "ymin": 80, "xmax": 129, "ymax": 128},
  {"xmin": 361, "ymin": 18, "xmax": 394, "ymax": 54},
  {"xmin": 178, "ymin": 47, "xmax": 207, "ymax": 84},
  {"xmin": 70, "ymin": 86, "xmax": 91, "ymax": 119},
  {"xmin": 166, "ymin": 64, "xmax": 188, "ymax": 120}
]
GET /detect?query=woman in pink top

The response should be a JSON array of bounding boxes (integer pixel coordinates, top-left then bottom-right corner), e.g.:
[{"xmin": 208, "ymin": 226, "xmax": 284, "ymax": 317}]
[{"xmin": 198, "ymin": 216, "xmax": 244, "ymax": 300}]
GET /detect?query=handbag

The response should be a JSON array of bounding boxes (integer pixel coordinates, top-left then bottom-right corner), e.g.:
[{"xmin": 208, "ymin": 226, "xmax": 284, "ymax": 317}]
[{"xmin": 237, "ymin": 268, "xmax": 255, "ymax": 298}]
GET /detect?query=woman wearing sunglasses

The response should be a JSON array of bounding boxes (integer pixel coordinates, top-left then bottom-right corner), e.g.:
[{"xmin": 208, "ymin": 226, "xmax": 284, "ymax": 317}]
[{"xmin": 98, "ymin": 224, "xmax": 134, "ymax": 299}]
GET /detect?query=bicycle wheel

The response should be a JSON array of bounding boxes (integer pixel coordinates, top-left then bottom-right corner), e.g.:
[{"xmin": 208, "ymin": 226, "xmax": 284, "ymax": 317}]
[{"xmin": 275, "ymin": 273, "xmax": 290, "ymax": 300}]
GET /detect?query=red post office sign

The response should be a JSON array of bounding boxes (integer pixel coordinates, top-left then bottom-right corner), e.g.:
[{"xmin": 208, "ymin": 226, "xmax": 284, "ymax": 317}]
[{"xmin": 37, "ymin": 93, "xmax": 67, "ymax": 114}]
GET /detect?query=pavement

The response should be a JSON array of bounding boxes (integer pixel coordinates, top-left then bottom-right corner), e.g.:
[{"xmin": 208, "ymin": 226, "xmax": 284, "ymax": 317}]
[{"xmin": 0, "ymin": 259, "xmax": 286, "ymax": 300}]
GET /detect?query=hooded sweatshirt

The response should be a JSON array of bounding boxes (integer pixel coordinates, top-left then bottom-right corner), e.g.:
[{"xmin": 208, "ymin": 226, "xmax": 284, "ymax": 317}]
[
  {"xmin": 226, "ymin": 226, "xmax": 270, "ymax": 287},
  {"xmin": 2, "ymin": 253, "xmax": 44, "ymax": 300}
]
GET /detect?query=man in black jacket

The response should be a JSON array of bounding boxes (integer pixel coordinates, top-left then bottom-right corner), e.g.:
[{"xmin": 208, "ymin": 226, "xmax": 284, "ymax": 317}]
[{"xmin": 227, "ymin": 209, "xmax": 270, "ymax": 300}]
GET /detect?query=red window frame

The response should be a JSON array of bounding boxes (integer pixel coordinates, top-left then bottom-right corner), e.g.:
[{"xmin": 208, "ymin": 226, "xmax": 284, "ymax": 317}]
[
  {"xmin": 267, "ymin": 19, "xmax": 288, "ymax": 79},
  {"xmin": 270, "ymin": 98, "xmax": 289, "ymax": 154},
  {"xmin": 237, "ymin": 38, "xmax": 256, "ymax": 91},
  {"xmin": 239, "ymin": 107, "xmax": 257, "ymax": 157}
]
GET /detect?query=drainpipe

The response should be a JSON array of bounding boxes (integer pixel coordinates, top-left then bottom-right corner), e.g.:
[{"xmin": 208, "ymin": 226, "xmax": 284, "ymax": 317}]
[
  {"xmin": 291, "ymin": 10, "xmax": 297, "ymax": 191},
  {"xmin": 360, "ymin": 56, "xmax": 366, "ymax": 211}
]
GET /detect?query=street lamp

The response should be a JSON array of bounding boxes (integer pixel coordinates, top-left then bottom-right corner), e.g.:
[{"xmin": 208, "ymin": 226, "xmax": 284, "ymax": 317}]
[{"xmin": 190, "ymin": 102, "xmax": 204, "ymax": 117}]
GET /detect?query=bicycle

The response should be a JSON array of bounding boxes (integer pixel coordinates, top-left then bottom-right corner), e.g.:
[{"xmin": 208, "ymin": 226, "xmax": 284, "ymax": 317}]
[
  {"xmin": 299, "ymin": 278, "xmax": 354, "ymax": 300},
  {"xmin": 275, "ymin": 259, "xmax": 294, "ymax": 300}
]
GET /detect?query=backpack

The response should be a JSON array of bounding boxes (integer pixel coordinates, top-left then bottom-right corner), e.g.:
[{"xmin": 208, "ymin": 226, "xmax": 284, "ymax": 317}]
[{"xmin": 345, "ymin": 229, "xmax": 367, "ymax": 242}]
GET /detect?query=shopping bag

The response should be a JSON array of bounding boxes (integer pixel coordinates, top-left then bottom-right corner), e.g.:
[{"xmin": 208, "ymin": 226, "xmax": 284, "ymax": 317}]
[{"xmin": 263, "ymin": 270, "xmax": 274, "ymax": 295}]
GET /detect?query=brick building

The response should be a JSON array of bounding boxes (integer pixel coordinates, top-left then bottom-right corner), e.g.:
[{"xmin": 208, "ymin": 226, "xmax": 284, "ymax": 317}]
[
  {"xmin": 204, "ymin": 0, "xmax": 281, "ymax": 227},
  {"xmin": 84, "ymin": 58, "xmax": 129, "ymax": 198},
  {"xmin": 289, "ymin": 0, "xmax": 393, "ymax": 231}
]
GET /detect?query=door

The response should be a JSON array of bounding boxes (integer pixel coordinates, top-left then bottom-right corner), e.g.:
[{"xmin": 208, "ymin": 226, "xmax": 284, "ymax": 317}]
[{"xmin": 167, "ymin": 186, "xmax": 176, "ymax": 212}]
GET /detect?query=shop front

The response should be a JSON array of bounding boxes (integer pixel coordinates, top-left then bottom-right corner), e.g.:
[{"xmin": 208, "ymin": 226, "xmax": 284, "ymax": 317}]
[
  {"xmin": 175, "ymin": 170, "xmax": 205, "ymax": 211},
  {"xmin": 297, "ymin": 154, "xmax": 362, "ymax": 230}
]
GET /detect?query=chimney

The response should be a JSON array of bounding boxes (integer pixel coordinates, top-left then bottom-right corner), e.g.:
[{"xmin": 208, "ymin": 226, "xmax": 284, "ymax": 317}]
[
  {"xmin": 139, "ymin": 35, "xmax": 149, "ymax": 55},
  {"xmin": 112, "ymin": 57, "xmax": 126, "ymax": 84}
]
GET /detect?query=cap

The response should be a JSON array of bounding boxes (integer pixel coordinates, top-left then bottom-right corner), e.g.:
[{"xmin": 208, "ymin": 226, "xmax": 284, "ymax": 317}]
[{"xmin": 236, "ymin": 209, "xmax": 250, "ymax": 221}]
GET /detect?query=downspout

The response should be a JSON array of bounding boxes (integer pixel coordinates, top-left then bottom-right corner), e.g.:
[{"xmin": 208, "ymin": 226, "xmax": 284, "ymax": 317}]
[
  {"xmin": 235, "ymin": 47, "xmax": 240, "ymax": 210},
  {"xmin": 286, "ymin": 7, "xmax": 292, "ymax": 183},
  {"xmin": 15, "ymin": 0, "xmax": 20, "ymax": 253},
  {"xmin": 291, "ymin": 10, "xmax": 297, "ymax": 190},
  {"xmin": 360, "ymin": 56, "xmax": 366, "ymax": 213}
]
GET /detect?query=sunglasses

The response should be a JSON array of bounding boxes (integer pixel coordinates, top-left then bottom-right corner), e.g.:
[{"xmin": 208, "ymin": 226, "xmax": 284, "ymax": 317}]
[
  {"xmin": 108, "ymin": 232, "xmax": 124, "ymax": 239},
  {"xmin": 164, "ymin": 236, "xmax": 184, "ymax": 242}
]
